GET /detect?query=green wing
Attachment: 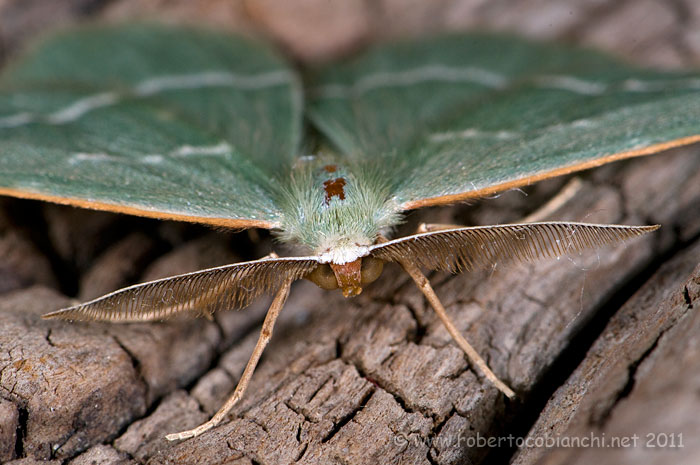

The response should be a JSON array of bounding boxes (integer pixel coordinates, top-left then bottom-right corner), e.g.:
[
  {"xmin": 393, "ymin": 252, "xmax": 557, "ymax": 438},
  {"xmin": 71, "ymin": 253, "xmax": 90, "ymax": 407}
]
[
  {"xmin": 0, "ymin": 24, "xmax": 302, "ymax": 228},
  {"xmin": 307, "ymin": 34, "xmax": 700, "ymax": 209}
]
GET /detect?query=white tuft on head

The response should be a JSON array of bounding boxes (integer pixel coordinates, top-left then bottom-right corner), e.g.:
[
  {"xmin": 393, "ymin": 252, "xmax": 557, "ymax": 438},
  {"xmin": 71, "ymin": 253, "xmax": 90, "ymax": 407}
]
[{"xmin": 318, "ymin": 244, "xmax": 370, "ymax": 264}]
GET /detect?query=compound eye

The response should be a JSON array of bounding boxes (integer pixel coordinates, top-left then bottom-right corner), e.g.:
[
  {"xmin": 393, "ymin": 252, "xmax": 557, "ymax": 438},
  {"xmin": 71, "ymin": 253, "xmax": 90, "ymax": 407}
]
[
  {"xmin": 360, "ymin": 257, "xmax": 384, "ymax": 285},
  {"xmin": 306, "ymin": 264, "xmax": 339, "ymax": 290}
]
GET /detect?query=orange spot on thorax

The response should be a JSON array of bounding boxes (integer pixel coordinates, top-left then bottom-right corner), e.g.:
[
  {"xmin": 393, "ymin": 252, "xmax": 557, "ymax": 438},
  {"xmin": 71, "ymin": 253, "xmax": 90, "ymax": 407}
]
[{"xmin": 323, "ymin": 177, "xmax": 346, "ymax": 205}]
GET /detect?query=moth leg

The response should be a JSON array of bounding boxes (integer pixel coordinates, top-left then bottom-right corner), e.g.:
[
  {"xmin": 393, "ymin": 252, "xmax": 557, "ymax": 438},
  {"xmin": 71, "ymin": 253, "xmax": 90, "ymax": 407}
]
[
  {"xmin": 521, "ymin": 177, "xmax": 583, "ymax": 223},
  {"xmin": 165, "ymin": 276, "xmax": 294, "ymax": 441},
  {"xmin": 398, "ymin": 258, "xmax": 516, "ymax": 399},
  {"xmin": 416, "ymin": 177, "xmax": 584, "ymax": 234},
  {"xmin": 416, "ymin": 223, "xmax": 463, "ymax": 233}
]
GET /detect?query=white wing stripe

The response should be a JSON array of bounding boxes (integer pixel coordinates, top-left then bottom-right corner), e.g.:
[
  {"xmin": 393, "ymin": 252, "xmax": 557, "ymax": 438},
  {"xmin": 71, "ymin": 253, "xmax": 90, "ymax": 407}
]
[{"xmin": 0, "ymin": 70, "xmax": 294, "ymax": 129}]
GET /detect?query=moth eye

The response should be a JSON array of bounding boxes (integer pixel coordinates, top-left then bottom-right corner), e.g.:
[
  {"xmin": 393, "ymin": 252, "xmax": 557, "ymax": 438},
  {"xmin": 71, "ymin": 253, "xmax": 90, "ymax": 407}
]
[
  {"xmin": 306, "ymin": 264, "xmax": 339, "ymax": 290},
  {"xmin": 360, "ymin": 257, "xmax": 384, "ymax": 285}
]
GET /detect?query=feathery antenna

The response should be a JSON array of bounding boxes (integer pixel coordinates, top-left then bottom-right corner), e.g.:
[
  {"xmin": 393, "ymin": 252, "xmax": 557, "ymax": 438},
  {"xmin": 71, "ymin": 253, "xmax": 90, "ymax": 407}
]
[
  {"xmin": 370, "ymin": 222, "xmax": 659, "ymax": 271},
  {"xmin": 43, "ymin": 257, "xmax": 318, "ymax": 322}
]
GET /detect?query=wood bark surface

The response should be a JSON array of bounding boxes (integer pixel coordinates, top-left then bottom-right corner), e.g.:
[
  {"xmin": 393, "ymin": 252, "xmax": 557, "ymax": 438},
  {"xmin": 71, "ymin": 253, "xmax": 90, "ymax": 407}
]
[{"xmin": 0, "ymin": 1, "xmax": 699, "ymax": 464}]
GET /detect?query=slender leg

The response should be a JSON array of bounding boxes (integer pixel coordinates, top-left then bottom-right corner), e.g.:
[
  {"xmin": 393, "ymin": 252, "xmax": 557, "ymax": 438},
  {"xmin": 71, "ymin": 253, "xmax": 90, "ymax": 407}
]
[
  {"xmin": 165, "ymin": 277, "xmax": 294, "ymax": 441},
  {"xmin": 416, "ymin": 222, "xmax": 462, "ymax": 233},
  {"xmin": 398, "ymin": 258, "xmax": 516, "ymax": 399},
  {"xmin": 521, "ymin": 177, "xmax": 582, "ymax": 223},
  {"xmin": 416, "ymin": 177, "xmax": 583, "ymax": 234},
  {"xmin": 401, "ymin": 179, "xmax": 583, "ymax": 399}
]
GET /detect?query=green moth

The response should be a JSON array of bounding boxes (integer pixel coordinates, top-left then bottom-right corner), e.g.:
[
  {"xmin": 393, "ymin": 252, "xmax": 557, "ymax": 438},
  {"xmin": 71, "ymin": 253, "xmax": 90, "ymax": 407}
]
[{"xmin": 1, "ymin": 24, "xmax": 697, "ymax": 441}]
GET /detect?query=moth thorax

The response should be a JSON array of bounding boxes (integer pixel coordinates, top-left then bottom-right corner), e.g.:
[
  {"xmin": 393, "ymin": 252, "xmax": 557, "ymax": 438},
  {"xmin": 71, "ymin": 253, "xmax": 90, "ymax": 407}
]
[{"xmin": 305, "ymin": 257, "xmax": 384, "ymax": 297}]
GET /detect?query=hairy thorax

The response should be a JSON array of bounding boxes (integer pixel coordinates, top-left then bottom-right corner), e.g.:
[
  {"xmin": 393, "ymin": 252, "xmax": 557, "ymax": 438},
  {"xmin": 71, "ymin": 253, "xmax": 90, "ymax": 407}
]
[{"xmin": 275, "ymin": 157, "xmax": 402, "ymax": 262}]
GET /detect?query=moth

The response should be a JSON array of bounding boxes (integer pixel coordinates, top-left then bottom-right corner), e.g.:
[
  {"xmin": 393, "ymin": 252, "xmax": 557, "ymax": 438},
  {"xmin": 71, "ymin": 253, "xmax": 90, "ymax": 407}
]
[{"xmin": 1, "ymin": 24, "xmax": 698, "ymax": 441}]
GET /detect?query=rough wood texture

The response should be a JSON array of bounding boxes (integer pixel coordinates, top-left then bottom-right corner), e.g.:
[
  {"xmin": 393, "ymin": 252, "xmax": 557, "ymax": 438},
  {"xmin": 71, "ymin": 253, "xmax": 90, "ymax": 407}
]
[
  {"xmin": 512, "ymin": 232, "xmax": 700, "ymax": 465},
  {"xmin": 0, "ymin": 1, "xmax": 699, "ymax": 464}
]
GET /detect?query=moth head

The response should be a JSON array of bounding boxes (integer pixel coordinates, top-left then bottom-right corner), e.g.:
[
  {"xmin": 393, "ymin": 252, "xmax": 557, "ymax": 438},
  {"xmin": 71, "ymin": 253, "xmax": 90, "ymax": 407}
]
[{"xmin": 305, "ymin": 256, "xmax": 384, "ymax": 297}]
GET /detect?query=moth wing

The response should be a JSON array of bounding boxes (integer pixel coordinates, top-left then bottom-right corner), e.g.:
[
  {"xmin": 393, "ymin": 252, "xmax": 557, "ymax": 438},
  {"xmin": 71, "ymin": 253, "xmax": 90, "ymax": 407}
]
[
  {"xmin": 0, "ymin": 24, "xmax": 303, "ymax": 228},
  {"xmin": 307, "ymin": 34, "xmax": 700, "ymax": 209},
  {"xmin": 43, "ymin": 257, "xmax": 318, "ymax": 322}
]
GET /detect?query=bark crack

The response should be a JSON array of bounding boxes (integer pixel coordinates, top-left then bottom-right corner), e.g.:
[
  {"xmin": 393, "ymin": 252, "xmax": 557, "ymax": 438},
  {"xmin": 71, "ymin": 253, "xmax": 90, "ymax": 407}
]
[
  {"xmin": 44, "ymin": 329, "xmax": 56, "ymax": 348},
  {"xmin": 336, "ymin": 337, "xmax": 434, "ymax": 424},
  {"xmin": 320, "ymin": 388, "xmax": 375, "ymax": 443},
  {"xmin": 403, "ymin": 302, "xmax": 428, "ymax": 345},
  {"xmin": 111, "ymin": 335, "xmax": 149, "ymax": 403},
  {"xmin": 683, "ymin": 285, "xmax": 694, "ymax": 308},
  {"xmin": 14, "ymin": 405, "xmax": 27, "ymax": 460},
  {"xmin": 596, "ymin": 278, "xmax": 697, "ymax": 426},
  {"xmin": 600, "ymin": 334, "xmax": 661, "ymax": 424}
]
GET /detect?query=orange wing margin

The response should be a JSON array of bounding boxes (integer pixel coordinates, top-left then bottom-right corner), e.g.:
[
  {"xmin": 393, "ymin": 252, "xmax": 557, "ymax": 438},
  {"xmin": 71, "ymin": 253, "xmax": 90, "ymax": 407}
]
[
  {"xmin": 401, "ymin": 135, "xmax": 700, "ymax": 210},
  {"xmin": 0, "ymin": 187, "xmax": 278, "ymax": 229}
]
